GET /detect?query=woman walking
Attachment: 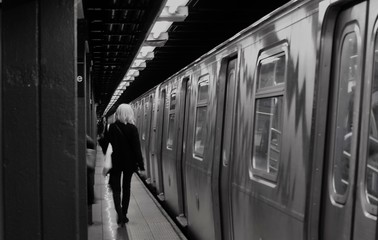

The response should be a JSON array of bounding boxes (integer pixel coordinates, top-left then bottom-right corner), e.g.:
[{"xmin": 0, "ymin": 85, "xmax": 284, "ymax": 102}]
[{"xmin": 107, "ymin": 103, "xmax": 145, "ymax": 226}]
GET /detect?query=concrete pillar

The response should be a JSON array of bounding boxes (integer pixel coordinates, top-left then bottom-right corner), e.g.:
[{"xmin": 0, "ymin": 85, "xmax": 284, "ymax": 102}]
[
  {"xmin": 2, "ymin": 0, "xmax": 82, "ymax": 239},
  {"xmin": 0, "ymin": 6, "xmax": 3, "ymax": 240},
  {"xmin": 77, "ymin": 18, "xmax": 88, "ymax": 233}
]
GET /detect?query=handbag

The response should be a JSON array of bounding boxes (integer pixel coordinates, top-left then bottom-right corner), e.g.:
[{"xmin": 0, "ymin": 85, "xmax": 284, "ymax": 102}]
[
  {"xmin": 103, "ymin": 143, "xmax": 113, "ymax": 176},
  {"xmin": 86, "ymin": 149, "xmax": 97, "ymax": 169},
  {"xmin": 98, "ymin": 136, "xmax": 108, "ymax": 155}
]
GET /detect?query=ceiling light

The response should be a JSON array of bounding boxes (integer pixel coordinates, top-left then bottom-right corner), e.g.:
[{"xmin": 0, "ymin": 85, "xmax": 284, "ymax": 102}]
[
  {"xmin": 150, "ymin": 21, "xmax": 172, "ymax": 39},
  {"xmin": 123, "ymin": 76, "xmax": 135, "ymax": 81},
  {"xmin": 139, "ymin": 46, "xmax": 156, "ymax": 57}
]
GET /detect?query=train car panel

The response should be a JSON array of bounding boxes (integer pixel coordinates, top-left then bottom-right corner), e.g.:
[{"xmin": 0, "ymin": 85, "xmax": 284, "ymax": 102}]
[
  {"xmin": 212, "ymin": 53, "xmax": 239, "ymax": 240},
  {"xmin": 154, "ymin": 85, "xmax": 166, "ymax": 194},
  {"xmin": 319, "ymin": 2, "xmax": 378, "ymax": 240},
  {"xmin": 141, "ymin": 92, "xmax": 154, "ymax": 182},
  {"xmin": 160, "ymin": 78, "xmax": 184, "ymax": 216},
  {"xmin": 182, "ymin": 42, "xmax": 241, "ymax": 240},
  {"xmin": 147, "ymin": 87, "xmax": 160, "ymax": 192},
  {"xmin": 352, "ymin": 2, "xmax": 378, "ymax": 239},
  {"xmin": 320, "ymin": 2, "xmax": 366, "ymax": 240},
  {"xmin": 146, "ymin": 93, "xmax": 154, "ymax": 180},
  {"xmin": 183, "ymin": 65, "xmax": 216, "ymax": 240},
  {"xmin": 230, "ymin": 2, "xmax": 319, "ymax": 239},
  {"xmin": 174, "ymin": 75, "xmax": 192, "ymax": 223}
]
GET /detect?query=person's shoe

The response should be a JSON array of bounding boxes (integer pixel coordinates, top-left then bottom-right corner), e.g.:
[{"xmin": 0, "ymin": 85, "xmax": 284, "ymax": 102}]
[
  {"xmin": 117, "ymin": 216, "xmax": 124, "ymax": 224},
  {"xmin": 117, "ymin": 219, "xmax": 125, "ymax": 227},
  {"xmin": 117, "ymin": 215, "xmax": 128, "ymax": 225}
]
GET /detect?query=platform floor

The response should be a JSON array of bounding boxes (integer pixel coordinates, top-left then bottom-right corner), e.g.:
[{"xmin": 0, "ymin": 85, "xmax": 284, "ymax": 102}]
[{"xmin": 88, "ymin": 146, "xmax": 187, "ymax": 240}]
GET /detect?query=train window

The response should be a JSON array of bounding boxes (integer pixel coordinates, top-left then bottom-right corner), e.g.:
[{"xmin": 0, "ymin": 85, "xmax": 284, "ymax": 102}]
[
  {"xmin": 167, "ymin": 113, "xmax": 175, "ymax": 148},
  {"xmin": 194, "ymin": 106, "xmax": 207, "ymax": 157},
  {"xmin": 142, "ymin": 101, "xmax": 147, "ymax": 140},
  {"xmin": 170, "ymin": 91, "xmax": 176, "ymax": 110},
  {"xmin": 258, "ymin": 54, "xmax": 285, "ymax": 89},
  {"xmin": 252, "ymin": 47, "xmax": 286, "ymax": 182},
  {"xmin": 141, "ymin": 99, "xmax": 145, "ymax": 140},
  {"xmin": 332, "ymin": 32, "xmax": 358, "ymax": 200},
  {"xmin": 366, "ymin": 34, "xmax": 378, "ymax": 212},
  {"xmin": 194, "ymin": 76, "xmax": 209, "ymax": 159},
  {"xmin": 167, "ymin": 89, "xmax": 176, "ymax": 149},
  {"xmin": 198, "ymin": 80, "xmax": 209, "ymax": 102},
  {"xmin": 253, "ymin": 97, "xmax": 283, "ymax": 175}
]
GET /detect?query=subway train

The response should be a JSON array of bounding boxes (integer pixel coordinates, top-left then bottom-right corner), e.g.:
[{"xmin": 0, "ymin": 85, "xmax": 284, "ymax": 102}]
[{"xmin": 127, "ymin": 0, "xmax": 378, "ymax": 239}]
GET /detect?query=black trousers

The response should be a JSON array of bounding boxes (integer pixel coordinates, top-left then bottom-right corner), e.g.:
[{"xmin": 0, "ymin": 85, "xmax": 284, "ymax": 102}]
[
  {"xmin": 109, "ymin": 169, "xmax": 133, "ymax": 219},
  {"xmin": 87, "ymin": 167, "xmax": 95, "ymax": 205}
]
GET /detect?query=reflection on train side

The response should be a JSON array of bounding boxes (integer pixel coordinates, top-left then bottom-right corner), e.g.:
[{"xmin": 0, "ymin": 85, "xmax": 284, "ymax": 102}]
[{"xmin": 367, "ymin": 42, "xmax": 378, "ymax": 206}]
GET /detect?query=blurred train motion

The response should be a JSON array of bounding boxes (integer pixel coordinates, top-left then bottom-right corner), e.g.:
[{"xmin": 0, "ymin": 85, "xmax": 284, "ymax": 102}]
[{"xmin": 115, "ymin": 0, "xmax": 378, "ymax": 239}]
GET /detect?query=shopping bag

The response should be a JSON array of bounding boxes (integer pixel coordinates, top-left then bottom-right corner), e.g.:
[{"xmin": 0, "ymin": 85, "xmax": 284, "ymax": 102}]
[
  {"xmin": 103, "ymin": 143, "xmax": 113, "ymax": 176},
  {"xmin": 86, "ymin": 149, "xmax": 97, "ymax": 169}
]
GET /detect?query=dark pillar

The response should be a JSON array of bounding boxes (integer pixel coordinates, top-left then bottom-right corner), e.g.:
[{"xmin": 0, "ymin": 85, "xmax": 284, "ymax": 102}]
[
  {"xmin": 2, "ymin": 1, "xmax": 42, "ymax": 239},
  {"xmin": 2, "ymin": 0, "xmax": 81, "ymax": 239},
  {"xmin": 0, "ymin": 7, "xmax": 3, "ymax": 240},
  {"xmin": 40, "ymin": 0, "xmax": 80, "ymax": 238},
  {"xmin": 85, "ymin": 51, "xmax": 97, "ymax": 139},
  {"xmin": 77, "ymin": 19, "xmax": 89, "ymax": 229}
]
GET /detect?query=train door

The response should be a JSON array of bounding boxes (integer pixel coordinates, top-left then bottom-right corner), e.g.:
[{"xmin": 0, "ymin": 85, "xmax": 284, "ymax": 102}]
[
  {"xmin": 144, "ymin": 95, "xmax": 153, "ymax": 181},
  {"xmin": 213, "ymin": 56, "xmax": 238, "ymax": 240},
  {"xmin": 353, "ymin": 0, "xmax": 378, "ymax": 238},
  {"xmin": 320, "ymin": 2, "xmax": 374, "ymax": 240},
  {"xmin": 141, "ymin": 98, "xmax": 149, "ymax": 176},
  {"xmin": 155, "ymin": 89, "xmax": 166, "ymax": 195},
  {"xmin": 147, "ymin": 95, "xmax": 156, "ymax": 184},
  {"xmin": 183, "ymin": 73, "xmax": 214, "ymax": 240},
  {"xmin": 176, "ymin": 77, "xmax": 190, "ymax": 226},
  {"xmin": 0, "ymin": 7, "xmax": 2, "ymax": 239}
]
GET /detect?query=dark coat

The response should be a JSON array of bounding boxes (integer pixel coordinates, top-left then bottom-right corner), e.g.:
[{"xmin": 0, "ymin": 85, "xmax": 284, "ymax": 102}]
[{"xmin": 108, "ymin": 121, "xmax": 144, "ymax": 172}]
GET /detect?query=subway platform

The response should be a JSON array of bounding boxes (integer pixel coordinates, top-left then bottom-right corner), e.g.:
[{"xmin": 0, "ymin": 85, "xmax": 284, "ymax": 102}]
[{"xmin": 88, "ymin": 146, "xmax": 187, "ymax": 240}]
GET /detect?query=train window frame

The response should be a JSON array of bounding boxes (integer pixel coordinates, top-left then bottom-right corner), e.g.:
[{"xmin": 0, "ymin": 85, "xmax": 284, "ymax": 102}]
[
  {"xmin": 166, "ymin": 88, "xmax": 176, "ymax": 150},
  {"xmin": 364, "ymin": 29, "xmax": 378, "ymax": 215},
  {"xmin": 193, "ymin": 75, "xmax": 209, "ymax": 160},
  {"xmin": 142, "ymin": 99, "xmax": 148, "ymax": 140},
  {"xmin": 141, "ymin": 99, "xmax": 145, "ymax": 140},
  {"xmin": 250, "ymin": 43, "xmax": 288, "ymax": 183},
  {"xmin": 328, "ymin": 24, "xmax": 362, "ymax": 205}
]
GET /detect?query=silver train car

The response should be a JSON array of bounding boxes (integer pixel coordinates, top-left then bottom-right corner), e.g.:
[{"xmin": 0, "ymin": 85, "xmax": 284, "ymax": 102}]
[{"xmin": 129, "ymin": 0, "xmax": 378, "ymax": 239}]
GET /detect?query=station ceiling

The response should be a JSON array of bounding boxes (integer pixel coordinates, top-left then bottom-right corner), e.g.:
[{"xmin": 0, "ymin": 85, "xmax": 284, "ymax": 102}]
[{"xmin": 82, "ymin": 0, "xmax": 290, "ymax": 116}]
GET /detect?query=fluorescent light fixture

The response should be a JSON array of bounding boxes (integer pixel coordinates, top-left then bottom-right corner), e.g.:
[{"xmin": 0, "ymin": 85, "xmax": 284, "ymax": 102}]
[
  {"xmin": 118, "ymin": 81, "xmax": 127, "ymax": 88},
  {"xmin": 145, "ymin": 32, "xmax": 169, "ymax": 47},
  {"xmin": 166, "ymin": 0, "xmax": 189, "ymax": 13},
  {"xmin": 126, "ymin": 69, "xmax": 139, "ymax": 77},
  {"xmin": 151, "ymin": 21, "xmax": 172, "ymax": 39},
  {"xmin": 123, "ymin": 76, "xmax": 135, "ymax": 81},
  {"xmin": 136, "ymin": 51, "xmax": 154, "ymax": 60},
  {"xmin": 131, "ymin": 60, "xmax": 146, "ymax": 70},
  {"xmin": 132, "ymin": 59, "xmax": 146, "ymax": 67},
  {"xmin": 147, "ymin": 32, "xmax": 169, "ymax": 41},
  {"xmin": 139, "ymin": 46, "xmax": 156, "ymax": 57},
  {"xmin": 159, "ymin": 6, "xmax": 188, "ymax": 21}
]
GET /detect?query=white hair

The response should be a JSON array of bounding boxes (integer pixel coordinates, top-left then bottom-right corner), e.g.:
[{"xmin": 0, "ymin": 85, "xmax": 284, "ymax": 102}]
[{"xmin": 115, "ymin": 104, "xmax": 135, "ymax": 124}]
